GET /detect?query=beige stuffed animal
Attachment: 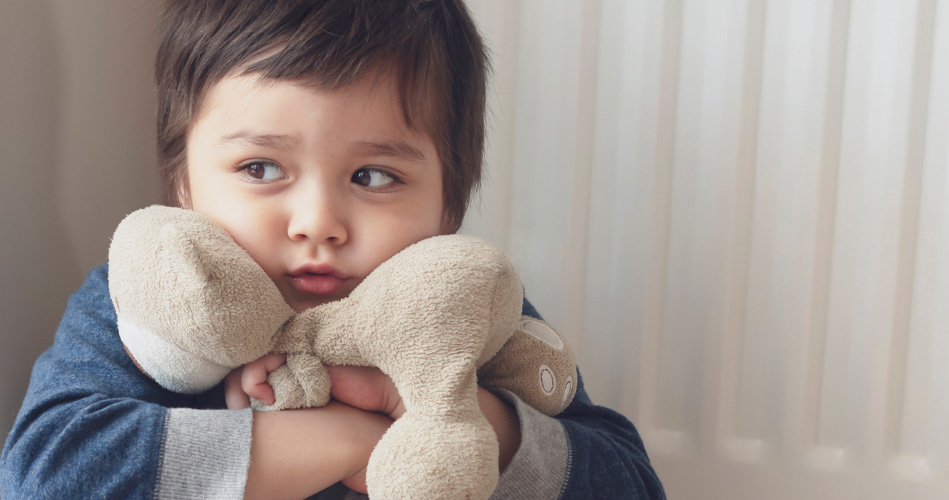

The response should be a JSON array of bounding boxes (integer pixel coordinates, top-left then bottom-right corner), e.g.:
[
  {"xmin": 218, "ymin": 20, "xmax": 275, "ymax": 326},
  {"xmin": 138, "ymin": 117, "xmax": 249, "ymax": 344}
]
[{"xmin": 108, "ymin": 205, "xmax": 576, "ymax": 500}]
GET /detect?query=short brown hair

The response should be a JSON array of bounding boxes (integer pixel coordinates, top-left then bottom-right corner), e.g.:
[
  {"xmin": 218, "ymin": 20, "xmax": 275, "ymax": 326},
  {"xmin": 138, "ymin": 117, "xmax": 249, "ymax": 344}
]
[{"xmin": 155, "ymin": 0, "xmax": 488, "ymax": 232}]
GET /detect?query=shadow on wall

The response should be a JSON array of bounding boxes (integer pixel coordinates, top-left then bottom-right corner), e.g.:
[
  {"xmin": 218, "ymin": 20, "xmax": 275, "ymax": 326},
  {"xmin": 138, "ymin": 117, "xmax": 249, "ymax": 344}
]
[
  {"xmin": 0, "ymin": 0, "xmax": 162, "ymax": 443},
  {"xmin": 0, "ymin": 0, "xmax": 72, "ymax": 444}
]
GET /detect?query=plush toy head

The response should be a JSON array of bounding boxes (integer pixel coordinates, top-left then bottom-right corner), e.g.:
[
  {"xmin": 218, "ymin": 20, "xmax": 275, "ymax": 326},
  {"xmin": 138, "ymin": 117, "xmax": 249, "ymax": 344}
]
[{"xmin": 108, "ymin": 205, "xmax": 576, "ymax": 500}]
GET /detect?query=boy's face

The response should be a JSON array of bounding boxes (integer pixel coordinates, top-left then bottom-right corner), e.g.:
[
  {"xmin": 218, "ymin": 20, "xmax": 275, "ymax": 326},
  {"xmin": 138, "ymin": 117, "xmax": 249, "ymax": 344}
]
[{"xmin": 185, "ymin": 72, "xmax": 446, "ymax": 312}]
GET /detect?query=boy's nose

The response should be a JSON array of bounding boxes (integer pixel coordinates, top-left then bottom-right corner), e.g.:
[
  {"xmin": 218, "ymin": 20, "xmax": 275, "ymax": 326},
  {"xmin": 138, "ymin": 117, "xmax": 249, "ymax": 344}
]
[{"xmin": 286, "ymin": 189, "xmax": 348, "ymax": 246}]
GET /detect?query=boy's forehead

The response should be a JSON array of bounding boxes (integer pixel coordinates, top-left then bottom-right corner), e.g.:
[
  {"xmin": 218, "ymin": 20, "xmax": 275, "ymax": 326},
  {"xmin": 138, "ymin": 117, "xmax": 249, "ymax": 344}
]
[
  {"xmin": 198, "ymin": 69, "xmax": 437, "ymax": 141},
  {"xmin": 191, "ymin": 72, "xmax": 438, "ymax": 157}
]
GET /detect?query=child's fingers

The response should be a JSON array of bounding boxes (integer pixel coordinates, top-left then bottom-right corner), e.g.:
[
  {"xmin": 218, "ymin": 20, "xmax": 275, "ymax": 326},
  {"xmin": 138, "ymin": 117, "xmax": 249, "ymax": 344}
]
[
  {"xmin": 240, "ymin": 353, "xmax": 287, "ymax": 406},
  {"xmin": 246, "ymin": 381, "xmax": 275, "ymax": 406}
]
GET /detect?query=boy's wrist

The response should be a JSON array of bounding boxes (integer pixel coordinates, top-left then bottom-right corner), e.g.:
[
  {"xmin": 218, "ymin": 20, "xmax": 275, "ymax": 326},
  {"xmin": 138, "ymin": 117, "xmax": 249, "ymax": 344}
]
[
  {"xmin": 478, "ymin": 387, "xmax": 522, "ymax": 472},
  {"xmin": 245, "ymin": 403, "xmax": 391, "ymax": 500}
]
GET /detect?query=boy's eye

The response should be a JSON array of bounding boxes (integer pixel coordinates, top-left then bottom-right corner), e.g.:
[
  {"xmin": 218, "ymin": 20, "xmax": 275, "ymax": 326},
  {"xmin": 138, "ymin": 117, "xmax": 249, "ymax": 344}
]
[
  {"xmin": 352, "ymin": 168, "xmax": 400, "ymax": 189},
  {"xmin": 238, "ymin": 161, "xmax": 285, "ymax": 181}
]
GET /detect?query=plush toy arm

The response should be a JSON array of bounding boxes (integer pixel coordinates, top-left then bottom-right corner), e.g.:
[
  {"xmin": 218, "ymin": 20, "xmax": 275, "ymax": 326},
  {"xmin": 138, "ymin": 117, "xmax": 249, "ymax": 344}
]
[
  {"xmin": 251, "ymin": 351, "xmax": 331, "ymax": 411},
  {"xmin": 477, "ymin": 316, "xmax": 577, "ymax": 416}
]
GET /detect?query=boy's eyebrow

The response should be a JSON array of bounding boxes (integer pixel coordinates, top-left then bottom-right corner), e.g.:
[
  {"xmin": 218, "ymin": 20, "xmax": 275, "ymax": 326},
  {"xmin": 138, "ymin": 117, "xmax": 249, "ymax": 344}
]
[
  {"xmin": 352, "ymin": 141, "xmax": 428, "ymax": 164},
  {"xmin": 217, "ymin": 130, "xmax": 301, "ymax": 151},
  {"xmin": 216, "ymin": 132, "xmax": 429, "ymax": 164}
]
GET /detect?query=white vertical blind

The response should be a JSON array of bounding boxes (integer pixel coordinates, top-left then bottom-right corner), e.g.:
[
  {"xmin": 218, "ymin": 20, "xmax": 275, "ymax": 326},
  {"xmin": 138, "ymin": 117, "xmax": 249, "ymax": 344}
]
[{"xmin": 465, "ymin": 0, "xmax": 949, "ymax": 498}]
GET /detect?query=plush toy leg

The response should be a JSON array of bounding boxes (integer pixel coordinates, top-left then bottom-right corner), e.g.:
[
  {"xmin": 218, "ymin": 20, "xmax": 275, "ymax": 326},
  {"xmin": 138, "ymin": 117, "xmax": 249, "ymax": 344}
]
[
  {"xmin": 477, "ymin": 317, "xmax": 578, "ymax": 416},
  {"xmin": 366, "ymin": 371, "xmax": 498, "ymax": 500}
]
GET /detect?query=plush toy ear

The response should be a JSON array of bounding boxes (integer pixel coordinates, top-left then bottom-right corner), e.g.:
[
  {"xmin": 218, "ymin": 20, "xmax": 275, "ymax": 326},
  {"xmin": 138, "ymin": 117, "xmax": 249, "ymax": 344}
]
[{"xmin": 160, "ymin": 222, "xmax": 214, "ymax": 285}]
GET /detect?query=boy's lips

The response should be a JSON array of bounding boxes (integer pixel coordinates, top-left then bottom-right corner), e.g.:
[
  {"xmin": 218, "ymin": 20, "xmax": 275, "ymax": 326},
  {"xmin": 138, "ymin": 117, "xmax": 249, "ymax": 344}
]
[{"xmin": 287, "ymin": 264, "xmax": 351, "ymax": 296}]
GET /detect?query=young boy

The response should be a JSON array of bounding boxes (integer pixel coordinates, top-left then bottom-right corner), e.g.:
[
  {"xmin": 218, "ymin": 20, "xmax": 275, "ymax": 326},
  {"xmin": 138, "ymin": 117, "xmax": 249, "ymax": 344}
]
[{"xmin": 0, "ymin": 1, "xmax": 665, "ymax": 499}]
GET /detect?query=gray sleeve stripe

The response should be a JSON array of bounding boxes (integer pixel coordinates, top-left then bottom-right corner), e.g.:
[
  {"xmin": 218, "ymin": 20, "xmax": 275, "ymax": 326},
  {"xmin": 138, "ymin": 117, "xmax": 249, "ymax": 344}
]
[
  {"xmin": 155, "ymin": 408, "xmax": 253, "ymax": 500},
  {"xmin": 490, "ymin": 389, "xmax": 570, "ymax": 500}
]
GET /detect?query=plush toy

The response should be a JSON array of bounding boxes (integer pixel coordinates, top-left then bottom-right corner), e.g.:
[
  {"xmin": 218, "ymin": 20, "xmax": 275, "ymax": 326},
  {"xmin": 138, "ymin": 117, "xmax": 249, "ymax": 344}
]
[{"xmin": 108, "ymin": 205, "xmax": 577, "ymax": 500}]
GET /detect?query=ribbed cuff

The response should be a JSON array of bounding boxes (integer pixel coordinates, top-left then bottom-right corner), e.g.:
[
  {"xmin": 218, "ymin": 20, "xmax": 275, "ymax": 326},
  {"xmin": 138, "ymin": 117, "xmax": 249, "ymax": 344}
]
[
  {"xmin": 490, "ymin": 389, "xmax": 570, "ymax": 500},
  {"xmin": 154, "ymin": 408, "xmax": 253, "ymax": 500}
]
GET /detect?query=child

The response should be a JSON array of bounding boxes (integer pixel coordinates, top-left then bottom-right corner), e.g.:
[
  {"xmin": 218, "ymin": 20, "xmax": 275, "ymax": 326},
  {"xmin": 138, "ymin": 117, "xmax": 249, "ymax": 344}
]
[{"xmin": 0, "ymin": 0, "xmax": 665, "ymax": 498}]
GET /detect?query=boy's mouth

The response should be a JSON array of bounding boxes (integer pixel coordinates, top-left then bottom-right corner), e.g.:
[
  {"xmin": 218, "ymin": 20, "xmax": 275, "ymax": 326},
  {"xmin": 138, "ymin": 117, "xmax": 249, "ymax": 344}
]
[
  {"xmin": 288, "ymin": 273, "xmax": 348, "ymax": 296},
  {"xmin": 287, "ymin": 265, "xmax": 351, "ymax": 296}
]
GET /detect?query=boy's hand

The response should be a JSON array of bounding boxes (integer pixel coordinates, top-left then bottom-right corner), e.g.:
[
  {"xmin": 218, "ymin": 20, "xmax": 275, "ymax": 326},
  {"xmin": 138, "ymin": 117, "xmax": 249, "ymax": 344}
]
[
  {"xmin": 227, "ymin": 357, "xmax": 390, "ymax": 496},
  {"xmin": 326, "ymin": 366, "xmax": 405, "ymax": 419},
  {"xmin": 225, "ymin": 356, "xmax": 404, "ymax": 417},
  {"xmin": 236, "ymin": 360, "xmax": 519, "ymax": 487},
  {"xmin": 328, "ymin": 366, "xmax": 522, "ymax": 472},
  {"xmin": 224, "ymin": 353, "xmax": 287, "ymax": 409}
]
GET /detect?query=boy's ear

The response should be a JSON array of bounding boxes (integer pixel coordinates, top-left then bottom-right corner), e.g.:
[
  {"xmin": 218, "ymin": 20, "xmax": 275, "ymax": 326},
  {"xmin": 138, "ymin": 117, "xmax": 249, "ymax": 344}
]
[{"xmin": 160, "ymin": 222, "xmax": 214, "ymax": 284}]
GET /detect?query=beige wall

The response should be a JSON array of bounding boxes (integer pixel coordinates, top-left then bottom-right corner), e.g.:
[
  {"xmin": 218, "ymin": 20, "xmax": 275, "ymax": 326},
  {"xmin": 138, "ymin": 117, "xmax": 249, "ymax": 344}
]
[{"xmin": 0, "ymin": 0, "xmax": 161, "ymax": 441}]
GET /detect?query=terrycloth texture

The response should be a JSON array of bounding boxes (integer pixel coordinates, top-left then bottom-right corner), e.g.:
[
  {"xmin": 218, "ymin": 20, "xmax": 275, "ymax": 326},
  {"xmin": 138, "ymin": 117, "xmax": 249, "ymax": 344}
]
[
  {"xmin": 0, "ymin": 265, "xmax": 666, "ymax": 499},
  {"xmin": 106, "ymin": 205, "xmax": 578, "ymax": 500}
]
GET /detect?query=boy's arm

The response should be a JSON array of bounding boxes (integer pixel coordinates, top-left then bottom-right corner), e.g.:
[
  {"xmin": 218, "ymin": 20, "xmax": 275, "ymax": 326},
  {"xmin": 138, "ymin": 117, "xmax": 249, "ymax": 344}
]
[
  {"xmin": 0, "ymin": 266, "xmax": 388, "ymax": 500},
  {"xmin": 156, "ymin": 404, "xmax": 390, "ymax": 500},
  {"xmin": 327, "ymin": 369, "xmax": 663, "ymax": 500},
  {"xmin": 313, "ymin": 365, "xmax": 523, "ymax": 485},
  {"xmin": 489, "ymin": 373, "xmax": 665, "ymax": 500},
  {"xmin": 484, "ymin": 299, "xmax": 666, "ymax": 500},
  {"xmin": 244, "ymin": 404, "xmax": 390, "ymax": 499},
  {"xmin": 249, "ymin": 391, "xmax": 513, "ymax": 498},
  {"xmin": 1, "ymin": 266, "xmax": 172, "ymax": 499},
  {"xmin": 326, "ymin": 298, "xmax": 664, "ymax": 500}
]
